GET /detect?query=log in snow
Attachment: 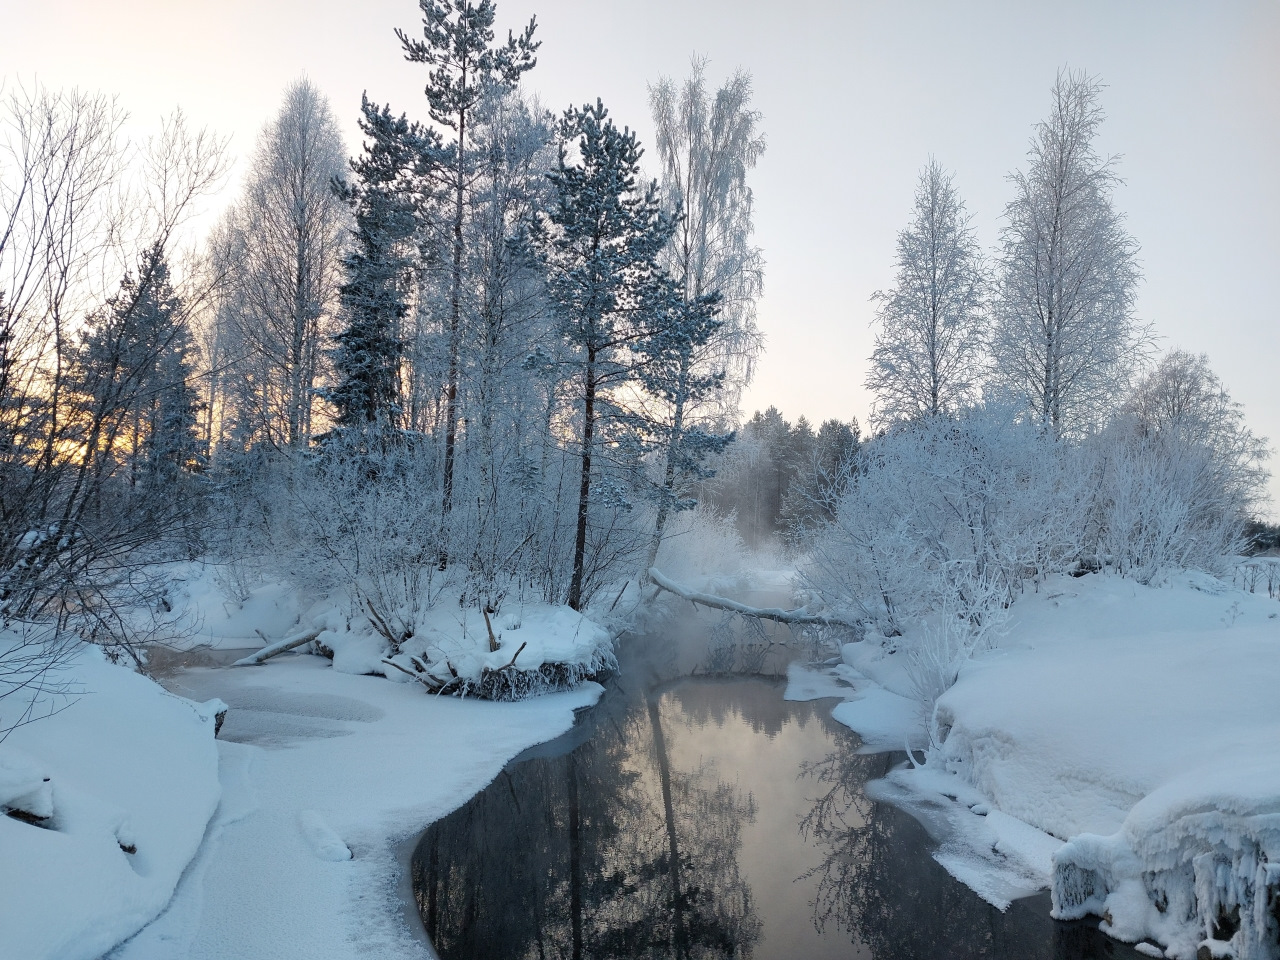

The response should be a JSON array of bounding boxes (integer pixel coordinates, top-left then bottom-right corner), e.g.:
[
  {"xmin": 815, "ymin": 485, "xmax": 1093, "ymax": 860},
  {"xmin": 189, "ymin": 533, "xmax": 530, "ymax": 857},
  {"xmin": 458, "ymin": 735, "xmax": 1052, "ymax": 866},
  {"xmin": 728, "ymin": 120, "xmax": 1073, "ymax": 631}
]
[
  {"xmin": 231, "ymin": 629, "xmax": 322, "ymax": 667},
  {"xmin": 646, "ymin": 568, "xmax": 860, "ymax": 631}
]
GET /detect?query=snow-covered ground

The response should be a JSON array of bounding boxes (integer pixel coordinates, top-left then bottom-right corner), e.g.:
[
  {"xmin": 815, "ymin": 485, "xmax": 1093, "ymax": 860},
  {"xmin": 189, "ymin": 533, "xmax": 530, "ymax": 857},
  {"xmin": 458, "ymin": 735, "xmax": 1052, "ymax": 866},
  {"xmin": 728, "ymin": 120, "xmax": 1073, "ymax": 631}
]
[
  {"xmin": 0, "ymin": 642, "xmax": 222, "ymax": 960},
  {"xmin": 1, "ymin": 563, "xmax": 606, "ymax": 960},
  {"xmin": 115, "ymin": 655, "xmax": 600, "ymax": 959},
  {"xmin": 790, "ymin": 569, "xmax": 1280, "ymax": 959}
]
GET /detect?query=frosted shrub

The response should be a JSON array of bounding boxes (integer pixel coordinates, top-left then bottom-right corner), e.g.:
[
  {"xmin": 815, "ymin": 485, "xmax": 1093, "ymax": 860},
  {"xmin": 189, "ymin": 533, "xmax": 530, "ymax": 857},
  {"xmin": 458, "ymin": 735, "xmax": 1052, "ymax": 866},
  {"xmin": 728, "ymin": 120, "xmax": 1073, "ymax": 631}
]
[
  {"xmin": 272, "ymin": 442, "xmax": 444, "ymax": 652},
  {"xmin": 1091, "ymin": 424, "xmax": 1252, "ymax": 584},
  {"xmin": 807, "ymin": 407, "xmax": 1087, "ymax": 703},
  {"xmin": 809, "ymin": 407, "xmax": 1084, "ymax": 633},
  {"xmin": 653, "ymin": 504, "xmax": 749, "ymax": 586}
]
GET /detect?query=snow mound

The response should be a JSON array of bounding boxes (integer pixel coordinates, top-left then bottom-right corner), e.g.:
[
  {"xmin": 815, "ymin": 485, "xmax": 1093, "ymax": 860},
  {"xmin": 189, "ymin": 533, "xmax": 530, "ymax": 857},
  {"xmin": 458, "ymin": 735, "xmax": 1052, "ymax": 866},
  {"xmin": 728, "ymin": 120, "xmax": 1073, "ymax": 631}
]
[
  {"xmin": 310, "ymin": 598, "xmax": 616, "ymax": 700},
  {"xmin": 823, "ymin": 570, "xmax": 1280, "ymax": 959},
  {"xmin": 0, "ymin": 638, "xmax": 221, "ymax": 960},
  {"xmin": 298, "ymin": 809, "xmax": 352, "ymax": 862}
]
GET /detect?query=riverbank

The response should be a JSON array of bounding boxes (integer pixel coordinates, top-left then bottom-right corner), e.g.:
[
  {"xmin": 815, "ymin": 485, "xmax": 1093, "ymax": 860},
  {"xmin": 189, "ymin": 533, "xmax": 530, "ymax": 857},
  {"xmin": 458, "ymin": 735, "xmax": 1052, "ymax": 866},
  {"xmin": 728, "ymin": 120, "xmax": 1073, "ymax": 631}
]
[
  {"xmin": 118, "ymin": 654, "xmax": 600, "ymax": 960},
  {"xmin": 804, "ymin": 569, "xmax": 1280, "ymax": 960}
]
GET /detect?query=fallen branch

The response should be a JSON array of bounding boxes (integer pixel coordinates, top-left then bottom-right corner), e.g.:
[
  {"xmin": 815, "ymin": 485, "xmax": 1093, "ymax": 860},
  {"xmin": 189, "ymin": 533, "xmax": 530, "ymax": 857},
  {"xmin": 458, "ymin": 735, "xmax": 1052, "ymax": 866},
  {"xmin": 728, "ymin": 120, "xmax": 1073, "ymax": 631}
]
[
  {"xmin": 491, "ymin": 640, "xmax": 527, "ymax": 672},
  {"xmin": 232, "ymin": 629, "xmax": 323, "ymax": 667},
  {"xmin": 646, "ymin": 567, "xmax": 861, "ymax": 631}
]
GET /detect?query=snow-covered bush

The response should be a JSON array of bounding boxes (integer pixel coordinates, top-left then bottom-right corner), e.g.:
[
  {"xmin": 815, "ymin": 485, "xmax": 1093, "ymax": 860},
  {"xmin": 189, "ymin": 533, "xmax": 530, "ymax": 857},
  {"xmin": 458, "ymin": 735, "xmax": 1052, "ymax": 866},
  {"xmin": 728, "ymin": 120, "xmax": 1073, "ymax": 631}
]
[
  {"xmin": 806, "ymin": 406, "xmax": 1091, "ymax": 712},
  {"xmin": 652, "ymin": 503, "xmax": 750, "ymax": 588},
  {"xmin": 1090, "ymin": 426, "xmax": 1249, "ymax": 584},
  {"xmin": 1086, "ymin": 352, "xmax": 1271, "ymax": 585},
  {"xmin": 267, "ymin": 441, "xmax": 445, "ymax": 653},
  {"xmin": 808, "ymin": 407, "xmax": 1084, "ymax": 631}
]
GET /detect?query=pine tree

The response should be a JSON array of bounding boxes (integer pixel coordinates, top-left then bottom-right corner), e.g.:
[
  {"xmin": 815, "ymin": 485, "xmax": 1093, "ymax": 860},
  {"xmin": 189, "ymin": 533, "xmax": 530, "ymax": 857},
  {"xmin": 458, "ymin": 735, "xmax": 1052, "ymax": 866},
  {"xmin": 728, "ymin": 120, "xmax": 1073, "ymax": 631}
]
[
  {"xmin": 396, "ymin": 0, "xmax": 539, "ymax": 523},
  {"xmin": 534, "ymin": 100, "xmax": 674, "ymax": 610},
  {"xmin": 633, "ymin": 278, "xmax": 732, "ymax": 572},
  {"xmin": 75, "ymin": 246, "xmax": 203, "ymax": 489}
]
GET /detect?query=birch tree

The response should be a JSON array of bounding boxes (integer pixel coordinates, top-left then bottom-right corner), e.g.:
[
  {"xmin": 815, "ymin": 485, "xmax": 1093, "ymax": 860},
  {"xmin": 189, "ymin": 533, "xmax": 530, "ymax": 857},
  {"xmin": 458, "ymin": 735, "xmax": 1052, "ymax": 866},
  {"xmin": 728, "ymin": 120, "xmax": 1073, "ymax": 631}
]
[
  {"xmin": 866, "ymin": 158, "xmax": 986, "ymax": 426},
  {"xmin": 220, "ymin": 79, "xmax": 348, "ymax": 448},
  {"xmin": 644, "ymin": 60, "xmax": 765, "ymax": 567},
  {"xmin": 989, "ymin": 68, "xmax": 1147, "ymax": 438}
]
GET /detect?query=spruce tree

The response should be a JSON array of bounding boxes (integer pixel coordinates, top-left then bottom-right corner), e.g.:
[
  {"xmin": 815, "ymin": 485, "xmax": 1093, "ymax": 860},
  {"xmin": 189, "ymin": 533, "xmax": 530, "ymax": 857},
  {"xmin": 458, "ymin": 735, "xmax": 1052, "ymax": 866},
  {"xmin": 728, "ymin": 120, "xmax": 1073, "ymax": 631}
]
[{"xmin": 329, "ymin": 98, "xmax": 433, "ymax": 438}]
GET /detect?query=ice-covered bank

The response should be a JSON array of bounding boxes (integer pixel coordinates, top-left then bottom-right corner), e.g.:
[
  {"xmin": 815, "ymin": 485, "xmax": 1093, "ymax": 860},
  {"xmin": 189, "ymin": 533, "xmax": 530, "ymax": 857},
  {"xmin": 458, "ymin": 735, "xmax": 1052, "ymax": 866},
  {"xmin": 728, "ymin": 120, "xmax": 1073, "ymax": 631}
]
[
  {"xmin": 0, "ymin": 640, "xmax": 222, "ymax": 960},
  {"xmin": 803, "ymin": 571, "xmax": 1280, "ymax": 959},
  {"xmin": 112, "ymin": 654, "xmax": 600, "ymax": 960}
]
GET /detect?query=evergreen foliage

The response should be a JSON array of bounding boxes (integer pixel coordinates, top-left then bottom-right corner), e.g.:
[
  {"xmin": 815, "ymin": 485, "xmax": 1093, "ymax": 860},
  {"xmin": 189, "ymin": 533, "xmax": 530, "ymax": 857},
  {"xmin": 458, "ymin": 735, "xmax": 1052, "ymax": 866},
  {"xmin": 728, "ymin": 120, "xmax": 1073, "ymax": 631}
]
[
  {"xmin": 534, "ymin": 99, "xmax": 674, "ymax": 609},
  {"xmin": 328, "ymin": 98, "xmax": 434, "ymax": 435}
]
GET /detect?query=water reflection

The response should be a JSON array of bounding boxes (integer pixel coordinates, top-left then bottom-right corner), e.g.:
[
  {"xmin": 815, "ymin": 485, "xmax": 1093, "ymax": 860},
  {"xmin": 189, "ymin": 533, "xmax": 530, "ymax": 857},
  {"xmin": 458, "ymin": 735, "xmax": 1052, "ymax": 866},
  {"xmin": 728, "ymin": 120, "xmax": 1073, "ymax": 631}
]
[
  {"xmin": 799, "ymin": 742, "xmax": 1138, "ymax": 959},
  {"xmin": 413, "ymin": 684, "xmax": 764, "ymax": 958},
  {"xmin": 412, "ymin": 612, "xmax": 1143, "ymax": 960}
]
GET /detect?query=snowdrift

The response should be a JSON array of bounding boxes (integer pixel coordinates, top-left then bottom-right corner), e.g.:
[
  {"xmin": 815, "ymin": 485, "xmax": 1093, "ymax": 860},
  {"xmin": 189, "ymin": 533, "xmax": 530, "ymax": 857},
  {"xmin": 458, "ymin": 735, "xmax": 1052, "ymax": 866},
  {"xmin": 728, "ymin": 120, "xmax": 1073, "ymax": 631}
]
[
  {"xmin": 822, "ymin": 570, "xmax": 1280, "ymax": 959},
  {"xmin": 0, "ymin": 638, "xmax": 221, "ymax": 960}
]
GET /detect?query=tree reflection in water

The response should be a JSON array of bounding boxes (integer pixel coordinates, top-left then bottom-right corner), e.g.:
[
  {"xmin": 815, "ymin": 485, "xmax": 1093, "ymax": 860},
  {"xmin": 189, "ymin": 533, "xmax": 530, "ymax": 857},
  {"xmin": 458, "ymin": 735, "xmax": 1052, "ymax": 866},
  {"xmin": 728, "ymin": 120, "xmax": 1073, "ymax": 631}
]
[
  {"xmin": 412, "ymin": 607, "xmax": 1145, "ymax": 960},
  {"xmin": 412, "ymin": 679, "xmax": 764, "ymax": 958},
  {"xmin": 800, "ymin": 736, "xmax": 1146, "ymax": 960}
]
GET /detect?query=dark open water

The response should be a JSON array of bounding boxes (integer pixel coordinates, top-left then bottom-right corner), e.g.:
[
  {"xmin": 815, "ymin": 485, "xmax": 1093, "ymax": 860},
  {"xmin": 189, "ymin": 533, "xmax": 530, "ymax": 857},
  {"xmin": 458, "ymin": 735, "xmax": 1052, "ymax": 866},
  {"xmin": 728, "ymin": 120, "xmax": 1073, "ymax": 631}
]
[{"xmin": 411, "ymin": 604, "xmax": 1141, "ymax": 960}]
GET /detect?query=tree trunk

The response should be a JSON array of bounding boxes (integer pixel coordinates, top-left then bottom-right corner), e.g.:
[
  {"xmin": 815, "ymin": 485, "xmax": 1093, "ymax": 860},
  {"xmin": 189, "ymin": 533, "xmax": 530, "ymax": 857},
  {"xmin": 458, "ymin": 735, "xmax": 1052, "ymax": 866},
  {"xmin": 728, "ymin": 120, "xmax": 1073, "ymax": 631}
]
[
  {"xmin": 644, "ymin": 350, "xmax": 690, "ymax": 576},
  {"xmin": 440, "ymin": 95, "xmax": 467, "ymax": 545},
  {"xmin": 567, "ymin": 351, "xmax": 596, "ymax": 611}
]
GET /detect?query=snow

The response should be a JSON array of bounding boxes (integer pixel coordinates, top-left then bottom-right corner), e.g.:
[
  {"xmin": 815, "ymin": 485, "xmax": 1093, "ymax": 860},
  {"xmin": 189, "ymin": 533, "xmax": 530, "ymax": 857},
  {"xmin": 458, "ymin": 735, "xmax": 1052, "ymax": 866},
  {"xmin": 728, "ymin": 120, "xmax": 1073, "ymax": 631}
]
[
  {"xmin": 0, "ymin": 638, "xmax": 222, "ymax": 960},
  {"xmin": 112, "ymin": 653, "xmax": 602, "ymax": 960},
  {"xmin": 807, "ymin": 569, "xmax": 1280, "ymax": 959},
  {"xmin": 1, "ymin": 563, "xmax": 610, "ymax": 960},
  {"xmin": 157, "ymin": 562, "xmax": 306, "ymax": 649}
]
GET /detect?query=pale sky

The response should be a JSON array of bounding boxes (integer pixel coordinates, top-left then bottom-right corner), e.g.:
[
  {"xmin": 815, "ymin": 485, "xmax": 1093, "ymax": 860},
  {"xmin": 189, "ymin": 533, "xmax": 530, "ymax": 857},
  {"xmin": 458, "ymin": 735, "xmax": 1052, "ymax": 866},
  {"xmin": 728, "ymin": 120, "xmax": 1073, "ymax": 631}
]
[{"xmin": 4, "ymin": 0, "xmax": 1278, "ymax": 513}]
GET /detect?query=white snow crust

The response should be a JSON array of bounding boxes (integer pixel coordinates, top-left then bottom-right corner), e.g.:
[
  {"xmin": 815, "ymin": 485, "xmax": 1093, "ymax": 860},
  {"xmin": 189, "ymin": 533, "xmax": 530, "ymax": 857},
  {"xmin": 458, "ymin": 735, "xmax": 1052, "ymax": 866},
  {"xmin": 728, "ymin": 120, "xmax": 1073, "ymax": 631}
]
[
  {"xmin": 0, "ymin": 639, "xmax": 221, "ymax": 960},
  {"xmin": 809, "ymin": 570, "xmax": 1280, "ymax": 959}
]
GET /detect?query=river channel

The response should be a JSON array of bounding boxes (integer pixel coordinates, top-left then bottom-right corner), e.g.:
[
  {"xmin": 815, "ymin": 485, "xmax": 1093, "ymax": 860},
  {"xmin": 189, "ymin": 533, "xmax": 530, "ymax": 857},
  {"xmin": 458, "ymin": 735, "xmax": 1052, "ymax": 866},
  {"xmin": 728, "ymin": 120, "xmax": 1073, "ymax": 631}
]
[{"xmin": 410, "ymin": 603, "xmax": 1141, "ymax": 959}]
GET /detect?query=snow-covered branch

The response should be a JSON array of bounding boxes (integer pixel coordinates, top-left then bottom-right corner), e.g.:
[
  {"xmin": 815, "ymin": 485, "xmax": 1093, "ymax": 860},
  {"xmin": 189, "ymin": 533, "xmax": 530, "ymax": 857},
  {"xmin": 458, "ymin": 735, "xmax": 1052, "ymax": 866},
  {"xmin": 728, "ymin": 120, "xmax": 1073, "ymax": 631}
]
[{"xmin": 647, "ymin": 567, "xmax": 859, "ymax": 630}]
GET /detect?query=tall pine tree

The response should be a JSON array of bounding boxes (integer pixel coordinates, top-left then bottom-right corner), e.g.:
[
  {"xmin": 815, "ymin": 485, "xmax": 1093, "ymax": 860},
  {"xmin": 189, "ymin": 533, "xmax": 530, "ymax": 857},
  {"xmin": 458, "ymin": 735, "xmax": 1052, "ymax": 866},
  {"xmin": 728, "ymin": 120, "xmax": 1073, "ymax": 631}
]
[
  {"xmin": 396, "ymin": 0, "xmax": 539, "ymax": 523},
  {"xmin": 534, "ymin": 100, "xmax": 673, "ymax": 610}
]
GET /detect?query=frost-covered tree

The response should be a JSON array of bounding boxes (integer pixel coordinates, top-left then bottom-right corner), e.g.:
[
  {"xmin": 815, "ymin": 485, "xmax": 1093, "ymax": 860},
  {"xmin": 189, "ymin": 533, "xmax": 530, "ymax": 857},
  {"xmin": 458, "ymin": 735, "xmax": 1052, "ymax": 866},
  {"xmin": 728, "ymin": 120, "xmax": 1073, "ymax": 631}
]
[
  {"xmin": 648, "ymin": 58, "xmax": 765, "ymax": 407},
  {"xmin": 866, "ymin": 158, "xmax": 986, "ymax": 426},
  {"xmin": 75, "ymin": 246, "xmax": 205, "ymax": 490},
  {"xmin": 329, "ymin": 99, "xmax": 432, "ymax": 435},
  {"xmin": 217, "ymin": 79, "xmax": 348, "ymax": 448},
  {"xmin": 1090, "ymin": 350, "xmax": 1273, "ymax": 580},
  {"xmin": 535, "ymin": 101, "xmax": 673, "ymax": 610},
  {"xmin": 644, "ymin": 60, "xmax": 765, "ymax": 569},
  {"xmin": 1124, "ymin": 349, "xmax": 1270, "ymax": 503},
  {"xmin": 396, "ymin": 0, "xmax": 539, "ymax": 521},
  {"xmin": 1, "ymin": 87, "xmax": 225, "ymax": 641},
  {"xmin": 633, "ymin": 282, "xmax": 730, "ymax": 571},
  {"xmin": 989, "ymin": 69, "xmax": 1147, "ymax": 438},
  {"xmin": 781, "ymin": 417, "xmax": 860, "ymax": 533}
]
